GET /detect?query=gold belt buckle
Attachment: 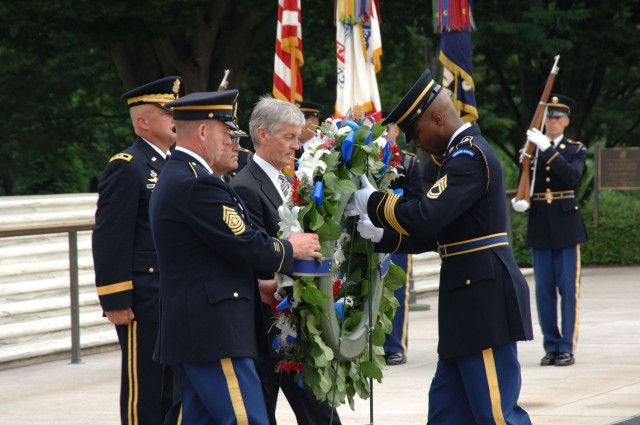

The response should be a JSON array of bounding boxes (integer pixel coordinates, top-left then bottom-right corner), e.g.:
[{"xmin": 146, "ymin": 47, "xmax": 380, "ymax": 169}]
[{"xmin": 545, "ymin": 192, "xmax": 553, "ymax": 204}]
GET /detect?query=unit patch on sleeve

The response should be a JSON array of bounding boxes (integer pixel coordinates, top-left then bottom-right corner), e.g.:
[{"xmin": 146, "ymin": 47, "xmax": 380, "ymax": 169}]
[
  {"xmin": 451, "ymin": 148, "xmax": 477, "ymax": 158},
  {"xmin": 223, "ymin": 205, "xmax": 246, "ymax": 235},
  {"xmin": 427, "ymin": 174, "xmax": 448, "ymax": 199}
]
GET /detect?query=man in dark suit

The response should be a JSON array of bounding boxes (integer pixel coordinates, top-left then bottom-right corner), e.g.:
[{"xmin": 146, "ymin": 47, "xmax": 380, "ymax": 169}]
[
  {"xmin": 92, "ymin": 76, "xmax": 182, "ymax": 425},
  {"xmin": 348, "ymin": 69, "xmax": 533, "ymax": 424},
  {"xmin": 514, "ymin": 95, "xmax": 587, "ymax": 367},
  {"xmin": 231, "ymin": 95, "xmax": 342, "ymax": 425},
  {"xmin": 149, "ymin": 90, "xmax": 321, "ymax": 425}
]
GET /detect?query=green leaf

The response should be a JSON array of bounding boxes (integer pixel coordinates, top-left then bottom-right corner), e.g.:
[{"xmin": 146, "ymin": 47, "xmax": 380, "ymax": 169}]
[
  {"xmin": 334, "ymin": 178, "xmax": 357, "ymax": 194},
  {"xmin": 384, "ymin": 262, "xmax": 407, "ymax": 291},
  {"xmin": 308, "ymin": 207, "xmax": 325, "ymax": 231},
  {"xmin": 372, "ymin": 324, "xmax": 386, "ymax": 346},
  {"xmin": 360, "ymin": 360, "xmax": 383, "ymax": 380},
  {"xmin": 315, "ymin": 217, "xmax": 343, "ymax": 241},
  {"xmin": 301, "ymin": 284, "xmax": 329, "ymax": 308}
]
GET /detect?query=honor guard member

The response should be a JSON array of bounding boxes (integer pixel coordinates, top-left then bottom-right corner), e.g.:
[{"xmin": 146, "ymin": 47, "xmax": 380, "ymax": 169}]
[
  {"xmin": 515, "ymin": 95, "xmax": 587, "ymax": 367},
  {"xmin": 347, "ymin": 69, "xmax": 533, "ymax": 424},
  {"xmin": 295, "ymin": 101, "xmax": 324, "ymax": 156},
  {"xmin": 224, "ymin": 129, "xmax": 253, "ymax": 182},
  {"xmin": 380, "ymin": 112, "xmax": 425, "ymax": 366},
  {"xmin": 149, "ymin": 90, "xmax": 322, "ymax": 425},
  {"xmin": 92, "ymin": 76, "xmax": 182, "ymax": 425}
]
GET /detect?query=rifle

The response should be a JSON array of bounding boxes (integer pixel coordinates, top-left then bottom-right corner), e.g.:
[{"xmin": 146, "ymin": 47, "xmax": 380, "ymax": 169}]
[
  {"xmin": 217, "ymin": 69, "xmax": 230, "ymax": 91},
  {"xmin": 514, "ymin": 55, "xmax": 560, "ymax": 204}
]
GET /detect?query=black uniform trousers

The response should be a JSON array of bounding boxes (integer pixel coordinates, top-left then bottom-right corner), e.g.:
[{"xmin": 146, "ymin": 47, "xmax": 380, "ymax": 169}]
[{"xmin": 115, "ymin": 321, "xmax": 168, "ymax": 425}]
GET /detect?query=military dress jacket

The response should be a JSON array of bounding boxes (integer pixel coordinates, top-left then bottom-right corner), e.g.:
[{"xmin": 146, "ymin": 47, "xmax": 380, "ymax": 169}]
[
  {"xmin": 368, "ymin": 125, "xmax": 533, "ymax": 359},
  {"xmin": 526, "ymin": 135, "xmax": 588, "ymax": 249},
  {"xmin": 92, "ymin": 137, "xmax": 166, "ymax": 323},
  {"xmin": 390, "ymin": 150, "xmax": 424, "ymax": 200},
  {"xmin": 149, "ymin": 149, "xmax": 295, "ymax": 365}
]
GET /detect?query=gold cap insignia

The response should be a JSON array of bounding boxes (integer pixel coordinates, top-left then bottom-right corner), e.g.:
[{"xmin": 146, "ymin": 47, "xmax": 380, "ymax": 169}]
[
  {"xmin": 172, "ymin": 79, "xmax": 181, "ymax": 96},
  {"xmin": 223, "ymin": 205, "xmax": 246, "ymax": 235},
  {"xmin": 551, "ymin": 96, "xmax": 559, "ymax": 103}
]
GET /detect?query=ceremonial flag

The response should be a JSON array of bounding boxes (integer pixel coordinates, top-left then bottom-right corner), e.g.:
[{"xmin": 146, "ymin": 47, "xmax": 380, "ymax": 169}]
[
  {"xmin": 274, "ymin": 0, "xmax": 304, "ymax": 103},
  {"xmin": 336, "ymin": 0, "xmax": 382, "ymax": 121},
  {"xmin": 435, "ymin": 0, "xmax": 478, "ymax": 122}
]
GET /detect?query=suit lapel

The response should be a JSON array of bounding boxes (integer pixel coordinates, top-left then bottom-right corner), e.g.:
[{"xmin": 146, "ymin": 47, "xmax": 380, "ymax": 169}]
[{"xmin": 247, "ymin": 159, "xmax": 283, "ymax": 210}]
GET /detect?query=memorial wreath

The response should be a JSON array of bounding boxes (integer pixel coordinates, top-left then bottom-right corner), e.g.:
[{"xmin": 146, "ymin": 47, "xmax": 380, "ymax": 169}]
[{"xmin": 273, "ymin": 112, "xmax": 407, "ymax": 408}]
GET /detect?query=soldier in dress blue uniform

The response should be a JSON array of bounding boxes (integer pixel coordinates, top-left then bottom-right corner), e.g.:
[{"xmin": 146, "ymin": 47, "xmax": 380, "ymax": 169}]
[
  {"xmin": 92, "ymin": 76, "xmax": 182, "ymax": 425},
  {"xmin": 295, "ymin": 101, "xmax": 324, "ymax": 156},
  {"xmin": 513, "ymin": 95, "xmax": 587, "ymax": 367},
  {"xmin": 149, "ymin": 90, "xmax": 322, "ymax": 425},
  {"xmin": 224, "ymin": 129, "xmax": 253, "ymax": 183},
  {"xmin": 380, "ymin": 115, "xmax": 425, "ymax": 366},
  {"xmin": 347, "ymin": 69, "xmax": 533, "ymax": 424}
]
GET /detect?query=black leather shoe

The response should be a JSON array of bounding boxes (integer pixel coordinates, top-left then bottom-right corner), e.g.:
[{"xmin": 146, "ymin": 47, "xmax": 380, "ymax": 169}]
[
  {"xmin": 385, "ymin": 352, "xmax": 406, "ymax": 365},
  {"xmin": 554, "ymin": 352, "xmax": 575, "ymax": 366},
  {"xmin": 540, "ymin": 352, "xmax": 558, "ymax": 366}
]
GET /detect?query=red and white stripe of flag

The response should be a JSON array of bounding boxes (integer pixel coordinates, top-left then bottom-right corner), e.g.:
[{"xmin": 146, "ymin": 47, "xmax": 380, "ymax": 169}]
[{"xmin": 273, "ymin": 0, "xmax": 304, "ymax": 103}]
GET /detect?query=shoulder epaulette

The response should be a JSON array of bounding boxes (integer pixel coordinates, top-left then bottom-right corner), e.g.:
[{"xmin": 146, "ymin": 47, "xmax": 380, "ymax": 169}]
[
  {"xmin": 566, "ymin": 139, "xmax": 583, "ymax": 146},
  {"xmin": 239, "ymin": 148, "xmax": 252, "ymax": 154},
  {"xmin": 109, "ymin": 153, "xmax": 133, "ymax": 163}
]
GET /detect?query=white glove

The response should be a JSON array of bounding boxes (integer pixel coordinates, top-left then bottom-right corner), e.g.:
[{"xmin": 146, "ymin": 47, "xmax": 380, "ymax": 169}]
[
  {"xmin": 344, "ymin": 175, "xmax": 376, "ymax": 217},
  {"xmin": 511, "ymin": 197, "xmax": 530, "ymax": 213},
  {"xmin": 356, "ymin": 214, "xmax": 383, "ymax": 242},
  {"xmin": 526, "ymin": 128, "xmax": 551, "ymax": 152}
]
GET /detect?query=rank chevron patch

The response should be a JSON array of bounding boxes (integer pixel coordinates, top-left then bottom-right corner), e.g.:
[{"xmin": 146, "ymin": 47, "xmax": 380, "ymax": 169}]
[
  {"xmin": 427, "ymin": 175, "xmax": 448, "ymax": 199},
  {"xmin": 223, "ymin": 205, "xmax": 245, "ymax": 235}
]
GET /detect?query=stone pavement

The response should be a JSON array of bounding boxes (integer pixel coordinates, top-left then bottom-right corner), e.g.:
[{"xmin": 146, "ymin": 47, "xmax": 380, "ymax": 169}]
[{"xmin": 1, "ymin": 266, "xmax": 639, "ymax": 425}]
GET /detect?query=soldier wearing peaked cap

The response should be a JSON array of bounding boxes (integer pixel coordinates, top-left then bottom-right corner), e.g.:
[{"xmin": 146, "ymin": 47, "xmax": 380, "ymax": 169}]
[
  {"xmin": 92, "ymin": 76, "xmax": 182, "ymax": 425},
  {"xmin": 224, "ymin": 129, "xmax": 253, "ymax": 183},
  {"xmin": 149, "ymin": 90, "xmax": 322, "ymax": 425},
  {"xmin": 515, "ymin": 94, "xmax": 587, "ymax": 368},
  {"xmin": 345, "ymin": 69, "xmax": 533, "ymax": 424},
  {"xmin": 295, "ymin": 101, "xmax": 324, "ymax": 155}
]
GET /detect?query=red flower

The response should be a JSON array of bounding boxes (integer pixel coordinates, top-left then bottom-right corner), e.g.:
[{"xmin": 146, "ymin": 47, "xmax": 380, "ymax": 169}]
[
  {"xmin": 333, "ymin": 279, "xmax": 343, "ymax": 299},
  {"xmin": 278, "ymin": 362, "xmax": 305, "ymax": 373},
  {"xmin": 291, "ymin": 178, "xmax": 304, "ymax": 206}
]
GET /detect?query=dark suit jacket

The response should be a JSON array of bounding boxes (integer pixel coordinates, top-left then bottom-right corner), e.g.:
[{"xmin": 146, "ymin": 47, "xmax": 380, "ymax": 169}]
[
  {"xmin": 92, "ymin": 137, "xmax": 166, "ymax": 322},
  {"xmin": 370, "ymin": 125, "xmax": 533, "ymax": 359},
  {"xmin": 149, "ymin": 149, "xmax": 295, "ymax": 365},
  {"xmin": 526, "ymin": 135, "xmax": 588, "ymax": 249},
  {"xmin": 230, "ymin": 157, "xmax": 283, "ymax": 238}
]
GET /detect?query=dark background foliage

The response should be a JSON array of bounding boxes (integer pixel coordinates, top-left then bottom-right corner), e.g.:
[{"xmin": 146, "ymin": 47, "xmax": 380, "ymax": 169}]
[{"xmin": 0, "ymin": 0, "xmax": 638, "ymax": 262}]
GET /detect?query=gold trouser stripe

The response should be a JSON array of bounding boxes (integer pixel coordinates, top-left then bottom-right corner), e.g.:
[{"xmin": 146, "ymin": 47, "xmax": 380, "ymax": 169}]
[
  {"xmin": 482, "ymin": 348, "xmax": 507, "ymax": 425},
  {"xmin": 400, "ymin": 256, "xmax": 411, "ymax": 353},
  {"xmin": 177, "ymin": 405, "xmax": 182, "ymax": 424},
  {"xmin": 572, "ymin": 245, "xmax": 581, "ymax": 352},
  {"xmin": 127, "ymin": 321, "xmax": 139, "ymax": 425},
  {"xmin": 220, "ymin": 358, "xmax": 249, "ymax": 425},
  {"xmin": 97, "ymin": 280, "xmax": 133, "ymax": 296}
]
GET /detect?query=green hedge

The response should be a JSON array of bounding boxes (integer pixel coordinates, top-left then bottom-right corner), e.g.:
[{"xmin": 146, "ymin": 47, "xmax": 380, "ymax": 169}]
[{"xmin": 510, "ymin": 190, "xmax": 640, "ymax": 266}]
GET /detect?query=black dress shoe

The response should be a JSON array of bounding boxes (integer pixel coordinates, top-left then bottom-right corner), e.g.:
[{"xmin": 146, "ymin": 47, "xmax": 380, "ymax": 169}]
[
  {"xmin": 554, "ymin": 352, "xmax": 575, "ymax": 366},
  {"xmin": 385, "ymin": 352, "xmax": 406, "ymax": 365},
  {"xmin": 540, "ymin": 352, "xmax": 558, "ymax": 366}
]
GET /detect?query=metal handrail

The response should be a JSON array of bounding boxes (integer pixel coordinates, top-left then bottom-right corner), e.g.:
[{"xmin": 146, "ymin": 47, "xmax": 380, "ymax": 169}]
[{"xmin": 0, "ymin": 221, "xmax": 95, "ymax": 364}]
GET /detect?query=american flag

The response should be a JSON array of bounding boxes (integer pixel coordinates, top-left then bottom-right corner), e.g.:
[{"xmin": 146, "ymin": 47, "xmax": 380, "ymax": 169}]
[{"xmin": 273, "ymin": 0, "xmax": 304, "ymax": 103}]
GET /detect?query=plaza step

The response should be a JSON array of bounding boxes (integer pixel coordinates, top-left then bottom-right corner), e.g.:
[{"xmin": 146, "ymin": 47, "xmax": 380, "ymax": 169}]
[{"xmin": 0, "ymin": 193, "xmax": 117, "ymax": 370}]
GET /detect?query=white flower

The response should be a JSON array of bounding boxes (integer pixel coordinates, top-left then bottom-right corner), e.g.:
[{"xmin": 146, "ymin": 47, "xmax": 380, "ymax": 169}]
[
  {"xmin": 373, "ymin": 135, "xmax": 388, "ymax": 149},
  {"xmin": 333, "ymin": 232, "xmax": 351, "ymax": 266},
  {"xmin": 278, "ymin": 205, "xmax": 303, "ymax": 239},
  {"xmin": 275, "ymin": 272, "xmax": 295, "ymax": 290},
  {"xmin": 295, "ymin": 148, "xmax": 330, "ymax": 183}
]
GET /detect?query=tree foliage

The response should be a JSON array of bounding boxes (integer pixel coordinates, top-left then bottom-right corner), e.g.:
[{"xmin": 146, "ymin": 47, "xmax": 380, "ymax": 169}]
[{"xmin": 0, "ymin": 0, "xmax": 638, "ymax": 195}]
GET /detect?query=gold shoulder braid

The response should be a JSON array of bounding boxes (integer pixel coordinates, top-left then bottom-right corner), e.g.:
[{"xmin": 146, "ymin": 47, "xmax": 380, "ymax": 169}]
[{"xmin": 109, "ymin": 153, "xmax": 133, "ymax": 163}]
